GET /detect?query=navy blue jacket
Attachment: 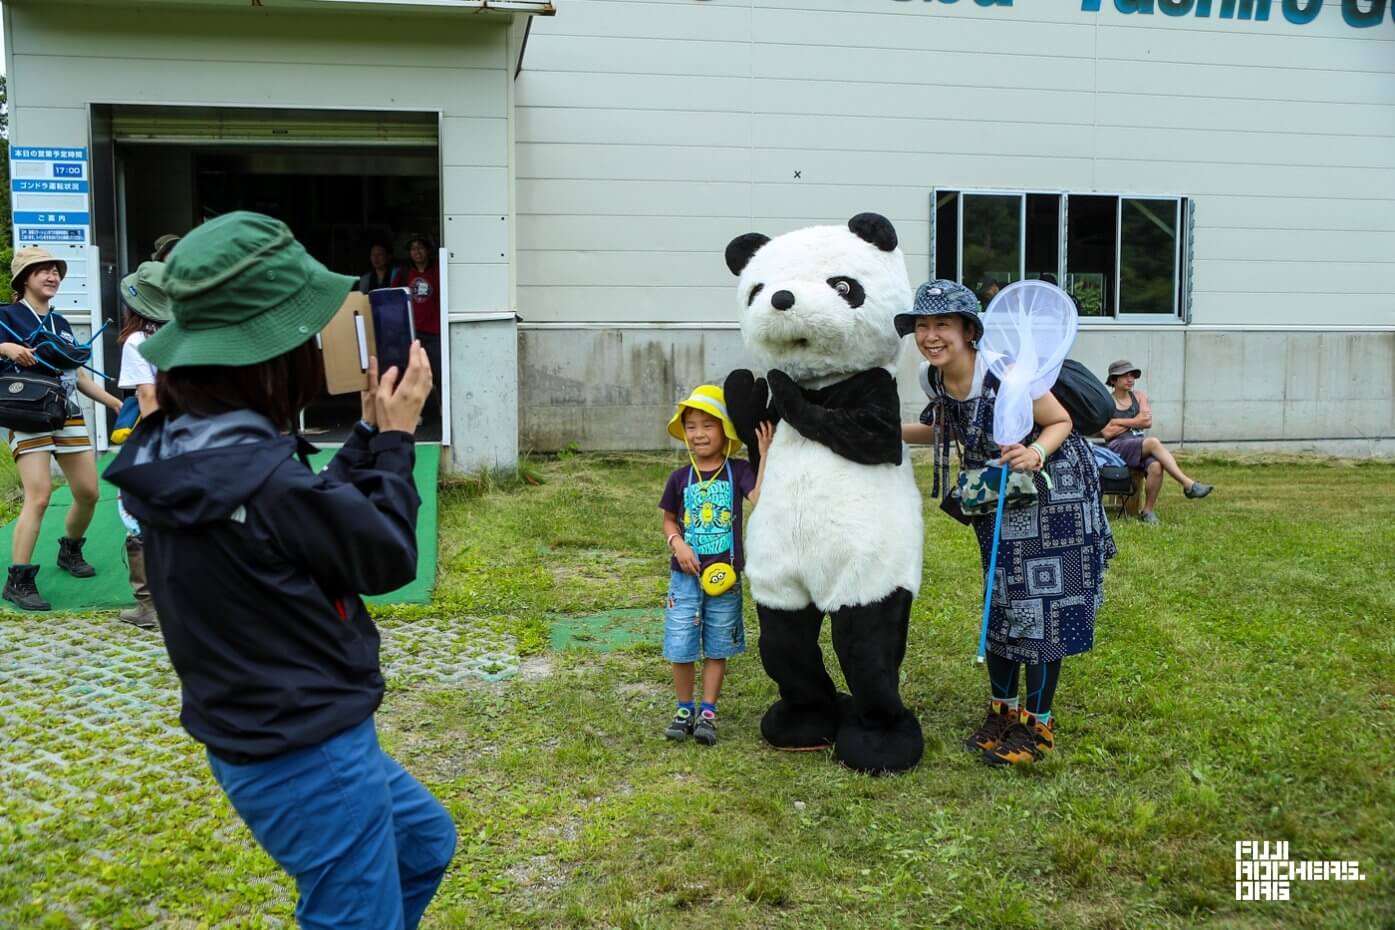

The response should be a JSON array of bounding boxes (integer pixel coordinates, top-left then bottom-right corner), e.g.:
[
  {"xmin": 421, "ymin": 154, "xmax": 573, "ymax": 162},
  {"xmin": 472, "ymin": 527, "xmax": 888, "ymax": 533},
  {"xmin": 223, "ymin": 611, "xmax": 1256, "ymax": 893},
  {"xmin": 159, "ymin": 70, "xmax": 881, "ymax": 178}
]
[{"xmin": 105, "ymin": 411, "xmax": 420, "ymax": 763}]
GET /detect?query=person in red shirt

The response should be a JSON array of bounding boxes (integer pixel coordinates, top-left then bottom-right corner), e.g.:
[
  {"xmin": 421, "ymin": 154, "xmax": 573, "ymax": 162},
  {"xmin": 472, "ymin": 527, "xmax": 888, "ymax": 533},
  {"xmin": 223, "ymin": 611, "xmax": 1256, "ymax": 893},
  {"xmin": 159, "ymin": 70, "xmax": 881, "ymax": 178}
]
[{"xmin": 402, "ymin": 234, "xmax": 442, "ymax": 422}]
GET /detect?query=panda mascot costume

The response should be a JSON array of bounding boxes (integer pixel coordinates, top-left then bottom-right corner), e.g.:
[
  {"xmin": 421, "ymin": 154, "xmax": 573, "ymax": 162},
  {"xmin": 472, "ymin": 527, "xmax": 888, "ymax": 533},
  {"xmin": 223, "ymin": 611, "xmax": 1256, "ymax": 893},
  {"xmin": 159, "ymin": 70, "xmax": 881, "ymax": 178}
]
[{"xmin": 722, "ymin": 213, "xmax": 924, "ymax": 774}]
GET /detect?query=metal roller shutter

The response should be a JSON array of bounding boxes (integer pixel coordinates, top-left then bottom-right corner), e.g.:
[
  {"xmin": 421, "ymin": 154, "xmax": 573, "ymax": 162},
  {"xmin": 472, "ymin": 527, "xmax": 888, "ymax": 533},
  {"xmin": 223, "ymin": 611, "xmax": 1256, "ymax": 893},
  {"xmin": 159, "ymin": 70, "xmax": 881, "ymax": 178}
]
[{"xmin": 111, "ymin": 106, "xmax": 438, "ymax": 147}]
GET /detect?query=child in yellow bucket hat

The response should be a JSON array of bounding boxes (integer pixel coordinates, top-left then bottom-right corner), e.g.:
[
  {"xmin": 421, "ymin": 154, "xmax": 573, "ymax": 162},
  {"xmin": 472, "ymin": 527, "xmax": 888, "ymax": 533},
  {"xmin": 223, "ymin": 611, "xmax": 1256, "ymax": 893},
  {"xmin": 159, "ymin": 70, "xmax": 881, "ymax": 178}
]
[{"xmin": 658, "ymin": 385, "xmax": 774, "ymax": 746}]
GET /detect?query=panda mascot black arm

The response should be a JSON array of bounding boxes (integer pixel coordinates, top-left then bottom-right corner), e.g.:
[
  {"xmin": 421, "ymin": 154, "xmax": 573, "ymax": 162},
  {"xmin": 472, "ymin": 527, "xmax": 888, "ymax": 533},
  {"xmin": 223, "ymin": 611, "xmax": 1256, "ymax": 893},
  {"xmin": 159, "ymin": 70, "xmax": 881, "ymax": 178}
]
[{"xmin": 765, "ymin": 368, "xmax": 902, "ymax": 467}]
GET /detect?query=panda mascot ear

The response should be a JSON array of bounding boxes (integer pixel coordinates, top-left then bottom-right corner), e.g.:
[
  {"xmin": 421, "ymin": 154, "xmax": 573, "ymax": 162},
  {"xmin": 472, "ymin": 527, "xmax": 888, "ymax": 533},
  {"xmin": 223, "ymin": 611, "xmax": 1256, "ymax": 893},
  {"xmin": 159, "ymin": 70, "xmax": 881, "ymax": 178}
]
[
  {"xmin": 848, "ymin": 213, "xmax": 898, "ymax": 252},
  {"xmin": 725, "ymin": 233, "xmax": 771, "ymax": 276}
]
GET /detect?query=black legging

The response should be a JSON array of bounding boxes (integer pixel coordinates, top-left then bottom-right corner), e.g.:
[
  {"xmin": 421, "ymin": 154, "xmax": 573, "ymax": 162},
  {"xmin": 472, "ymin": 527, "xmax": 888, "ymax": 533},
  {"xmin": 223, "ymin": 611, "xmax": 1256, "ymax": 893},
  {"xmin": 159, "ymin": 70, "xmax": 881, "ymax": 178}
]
[{"xmin": 986, "ymin": 653, "xmax": 1061, "ymax": 717}]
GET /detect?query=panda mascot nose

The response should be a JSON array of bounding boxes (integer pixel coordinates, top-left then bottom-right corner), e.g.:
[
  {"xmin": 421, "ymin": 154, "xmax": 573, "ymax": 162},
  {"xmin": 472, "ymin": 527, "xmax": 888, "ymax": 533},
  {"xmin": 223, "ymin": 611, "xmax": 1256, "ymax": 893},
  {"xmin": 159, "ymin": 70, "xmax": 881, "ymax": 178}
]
[{"xmin": 770, "ymin": 290, "xmax": 796, "ymax": 311}]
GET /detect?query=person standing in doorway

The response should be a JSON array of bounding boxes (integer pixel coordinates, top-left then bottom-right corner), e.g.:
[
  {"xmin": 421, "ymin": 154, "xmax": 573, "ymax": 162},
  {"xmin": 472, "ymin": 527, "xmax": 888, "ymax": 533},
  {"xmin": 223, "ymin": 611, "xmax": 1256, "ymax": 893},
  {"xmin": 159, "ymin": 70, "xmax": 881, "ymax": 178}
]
[
  {"xmin": 402, "ymin": 234, "xmax": 441, "ymax": 423},
  {"xmin": 0, "ymin": 247, "xmax": 124, "ymax": 611},
  {"xmin": 358, "ymin": 240, "xmax": 401, "ymax": 294}
]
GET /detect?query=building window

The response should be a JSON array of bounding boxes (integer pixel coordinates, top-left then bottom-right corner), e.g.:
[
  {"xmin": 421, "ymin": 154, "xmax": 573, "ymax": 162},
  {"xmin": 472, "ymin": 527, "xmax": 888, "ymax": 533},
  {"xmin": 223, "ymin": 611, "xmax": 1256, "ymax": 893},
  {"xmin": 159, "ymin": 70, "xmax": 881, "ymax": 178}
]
[
  {"xmin": 1118, "ymin": 198, "xmax": 1181, "ymax": 316},
  {"xmin": 931, "ymin": 189, "xmax": 1190, "ymax": 320}
]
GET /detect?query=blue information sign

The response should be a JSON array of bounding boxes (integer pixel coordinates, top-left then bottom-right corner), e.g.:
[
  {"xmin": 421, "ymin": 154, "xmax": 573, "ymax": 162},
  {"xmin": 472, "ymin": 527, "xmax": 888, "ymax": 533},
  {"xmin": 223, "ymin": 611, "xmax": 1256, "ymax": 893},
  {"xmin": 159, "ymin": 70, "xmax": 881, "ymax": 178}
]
[
  {"xmin": 10, "ymin": 147, "xmax": 89, "ymax": 161},
  {"xmin": 12, "ymin": 180, "xmax": 90, "ymax": 194},
  {"xmin": 18, "ymin": 228, "xmax": 87, "ymax": 243},
  {"xmin": 14, "ymin": 211, "xmax": 92, "ymax": 226}
]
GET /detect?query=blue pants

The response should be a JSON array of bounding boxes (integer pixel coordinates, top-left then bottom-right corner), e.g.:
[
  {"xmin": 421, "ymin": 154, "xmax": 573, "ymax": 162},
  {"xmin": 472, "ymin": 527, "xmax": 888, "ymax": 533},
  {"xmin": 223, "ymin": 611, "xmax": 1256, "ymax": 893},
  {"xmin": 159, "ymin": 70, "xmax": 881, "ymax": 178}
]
[
  {"xmin": 663, "ymin": 570, "xmax": 746, "ymax": 663},
  {"xmin": 207, "ymin": 716, "xmax": 457, "ymax": 930}
]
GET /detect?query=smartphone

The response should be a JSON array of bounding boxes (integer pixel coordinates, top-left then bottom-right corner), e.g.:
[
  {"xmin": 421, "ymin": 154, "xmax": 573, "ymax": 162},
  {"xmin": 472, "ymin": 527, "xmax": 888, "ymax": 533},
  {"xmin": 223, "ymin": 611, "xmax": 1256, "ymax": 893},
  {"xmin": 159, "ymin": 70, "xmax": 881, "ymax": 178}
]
[{"xmin": 369, "ymin": 288, "xmax": 415, "ymax": 378}]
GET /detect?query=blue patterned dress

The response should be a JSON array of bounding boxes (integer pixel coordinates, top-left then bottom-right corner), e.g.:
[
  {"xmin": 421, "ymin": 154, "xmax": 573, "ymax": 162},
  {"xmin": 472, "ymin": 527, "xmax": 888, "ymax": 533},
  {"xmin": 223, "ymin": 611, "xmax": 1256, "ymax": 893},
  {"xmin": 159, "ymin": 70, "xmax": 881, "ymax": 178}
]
[{"xmin": 921, "ymin": 358, "xmax": 1116, "ymax": 663}]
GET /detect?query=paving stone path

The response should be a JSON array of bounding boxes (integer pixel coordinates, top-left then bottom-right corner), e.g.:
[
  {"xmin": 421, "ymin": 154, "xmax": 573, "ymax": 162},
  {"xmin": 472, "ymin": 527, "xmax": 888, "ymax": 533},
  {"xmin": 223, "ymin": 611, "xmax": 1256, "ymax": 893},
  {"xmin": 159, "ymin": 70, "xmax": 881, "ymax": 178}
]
[{"xmin": 0, "ymin": 613, "xmax": 519, "ymax": 928}]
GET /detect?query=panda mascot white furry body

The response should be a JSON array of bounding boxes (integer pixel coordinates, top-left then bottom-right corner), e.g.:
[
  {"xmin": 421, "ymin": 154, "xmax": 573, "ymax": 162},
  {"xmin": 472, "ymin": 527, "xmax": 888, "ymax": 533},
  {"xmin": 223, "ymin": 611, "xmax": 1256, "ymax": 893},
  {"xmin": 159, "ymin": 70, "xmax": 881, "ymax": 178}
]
[{"xmin": 722, "ymin": 213, "xmax": 924, "ymax": 774}]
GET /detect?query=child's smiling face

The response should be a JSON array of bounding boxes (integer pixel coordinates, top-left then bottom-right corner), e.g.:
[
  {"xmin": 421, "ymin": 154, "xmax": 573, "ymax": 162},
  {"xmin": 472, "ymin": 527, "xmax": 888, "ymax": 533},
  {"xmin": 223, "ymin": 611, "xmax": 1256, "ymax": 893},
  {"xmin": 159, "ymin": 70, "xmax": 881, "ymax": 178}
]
[{"xmin": 682, "ymin": 408, "xmax": 726, "ymax": 463}]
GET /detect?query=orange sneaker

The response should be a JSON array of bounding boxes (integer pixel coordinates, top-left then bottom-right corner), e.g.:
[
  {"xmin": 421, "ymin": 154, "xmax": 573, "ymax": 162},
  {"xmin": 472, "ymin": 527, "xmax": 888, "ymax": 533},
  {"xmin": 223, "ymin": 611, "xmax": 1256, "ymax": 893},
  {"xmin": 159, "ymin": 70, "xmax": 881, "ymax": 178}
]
[
  {"xmin": 983, "ymin": 712, "xmax": 1055, "ymax": 766},
  {"xmin": 964, "ymin": 702, "xmax": 1018, "ymax": 753}
]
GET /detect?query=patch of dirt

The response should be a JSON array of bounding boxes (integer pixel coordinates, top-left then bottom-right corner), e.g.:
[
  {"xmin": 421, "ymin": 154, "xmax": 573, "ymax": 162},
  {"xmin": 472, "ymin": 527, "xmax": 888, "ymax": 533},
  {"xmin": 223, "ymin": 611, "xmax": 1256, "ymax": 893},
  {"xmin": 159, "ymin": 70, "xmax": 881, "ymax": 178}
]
[
  {"xmin": 504, "ymin": 853, "xmax": 571, "ymax": 904},
  {"xmin": 614, "ymin": 680, "xmax": 665, "ymax": 698},
  {"xmin": 519, "ymin": 656, "xmax": 554, "ymax": 682}
]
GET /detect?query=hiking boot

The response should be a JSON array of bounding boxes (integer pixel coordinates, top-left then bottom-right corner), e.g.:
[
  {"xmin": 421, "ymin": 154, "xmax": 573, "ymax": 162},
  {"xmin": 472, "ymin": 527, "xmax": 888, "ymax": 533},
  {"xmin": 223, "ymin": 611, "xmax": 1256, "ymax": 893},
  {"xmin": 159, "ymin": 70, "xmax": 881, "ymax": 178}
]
[
  {"xmin": 4, "ymin": 564, "xmax": 51, "ymax": 612},
  {"xmin": 693, "ymin": 711, "xmax": 718, "ymax": 746},
  {"xmin": 119, "ymin": 537, "xmax": 159, "ymax": 630},
  {"xmin": 119, "ymin": 601, "xmax": 160, "ymax": 631},
  {"xmin": 964, "ymin": 702, "xmax": 1017, "ymax": 753},
  {"xmin": 1138, "ymin": 511, "xmax": 1161, "ymax": 525},
  {"xmin": 983, "ymin": 714, "xmax": 1055, "ymax": 767},
  {"xmin": 1184, "ymin": 482, "xmax": 1214, "ymax": 499},
  {"xmin": 57, "ymin": 537, "xmax": 96, "ymax": 578},
  {"xmin": 664, "ymin": 708, "xmax": 694, "ymax": 741}
]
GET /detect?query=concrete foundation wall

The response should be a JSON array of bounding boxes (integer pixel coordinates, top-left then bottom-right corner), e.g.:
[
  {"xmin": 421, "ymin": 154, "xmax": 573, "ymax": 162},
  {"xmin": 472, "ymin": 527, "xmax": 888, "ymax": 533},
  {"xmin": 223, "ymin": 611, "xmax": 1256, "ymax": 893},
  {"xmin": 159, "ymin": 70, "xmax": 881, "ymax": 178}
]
[
  {"xmin": 520, "ymin": 326, "xmax": 1395, "ymax": 456},
  {"xmin": 449, "ymin": 315, "xmax": 520, "ymax": 474}
]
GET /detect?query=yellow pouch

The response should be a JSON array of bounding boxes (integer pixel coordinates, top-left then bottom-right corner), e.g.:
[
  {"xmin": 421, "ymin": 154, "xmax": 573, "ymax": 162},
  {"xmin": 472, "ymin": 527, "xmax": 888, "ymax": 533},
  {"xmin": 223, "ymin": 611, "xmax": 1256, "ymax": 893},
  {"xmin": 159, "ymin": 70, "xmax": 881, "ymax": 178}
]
[{"xmin": 701, "ymin": 562, "xmax": 737, "ymax": 597}]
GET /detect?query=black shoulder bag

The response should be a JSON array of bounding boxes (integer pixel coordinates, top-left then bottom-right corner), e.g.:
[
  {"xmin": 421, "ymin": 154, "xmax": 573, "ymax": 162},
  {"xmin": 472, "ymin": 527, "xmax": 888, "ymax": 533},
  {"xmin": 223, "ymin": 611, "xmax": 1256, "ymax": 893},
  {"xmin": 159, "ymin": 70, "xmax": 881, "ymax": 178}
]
[{"xmin": 0, "ymin": 370, "xmax": 68, "ymax": 432}]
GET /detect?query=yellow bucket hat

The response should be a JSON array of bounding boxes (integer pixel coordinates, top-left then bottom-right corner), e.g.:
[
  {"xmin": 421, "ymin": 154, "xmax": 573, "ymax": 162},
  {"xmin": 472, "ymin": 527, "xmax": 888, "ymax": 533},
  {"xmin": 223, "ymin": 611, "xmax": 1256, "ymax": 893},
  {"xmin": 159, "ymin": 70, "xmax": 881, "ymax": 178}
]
[{"xmin": 667, "ymin": 384, "xmax": 742, "ymax": 456}]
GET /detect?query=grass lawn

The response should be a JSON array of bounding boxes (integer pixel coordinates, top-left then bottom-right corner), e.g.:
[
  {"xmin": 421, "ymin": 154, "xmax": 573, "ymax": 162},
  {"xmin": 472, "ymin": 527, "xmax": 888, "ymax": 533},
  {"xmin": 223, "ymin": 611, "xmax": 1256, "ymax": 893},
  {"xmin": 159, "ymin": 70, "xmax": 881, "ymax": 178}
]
[{"xmin": 2, "ymin": 452, "xmax": 1393, "ymax": 929}]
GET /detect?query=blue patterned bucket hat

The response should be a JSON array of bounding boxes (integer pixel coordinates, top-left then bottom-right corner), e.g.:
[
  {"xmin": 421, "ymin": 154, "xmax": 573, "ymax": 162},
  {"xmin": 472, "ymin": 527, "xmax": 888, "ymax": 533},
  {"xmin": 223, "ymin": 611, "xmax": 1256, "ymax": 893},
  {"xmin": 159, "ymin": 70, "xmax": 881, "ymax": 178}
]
[{"xmin": 893, "ymin": 279, "xmax": 984, "ymax": 341}]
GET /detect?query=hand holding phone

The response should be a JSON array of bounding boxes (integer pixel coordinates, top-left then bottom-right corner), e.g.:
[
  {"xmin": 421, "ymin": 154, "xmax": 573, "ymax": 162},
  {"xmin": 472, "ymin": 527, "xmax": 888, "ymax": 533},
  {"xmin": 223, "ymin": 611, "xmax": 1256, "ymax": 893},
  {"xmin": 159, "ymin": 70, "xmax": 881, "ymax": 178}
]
[{"xmin": 376, "ymin": 341, "xmax": 434, "ymax": 435}]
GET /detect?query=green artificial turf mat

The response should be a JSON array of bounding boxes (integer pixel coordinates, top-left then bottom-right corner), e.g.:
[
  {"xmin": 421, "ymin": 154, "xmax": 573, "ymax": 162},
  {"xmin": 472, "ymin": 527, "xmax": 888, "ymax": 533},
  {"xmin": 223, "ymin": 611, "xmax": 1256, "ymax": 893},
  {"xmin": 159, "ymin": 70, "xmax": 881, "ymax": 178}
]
[
  {"xmin": 0, "ymin": 446, "xmax": 438, "ymax": 613},
  {"xmin": 549, "ymin": 607, "xmax": 664, "ymax": 652}
]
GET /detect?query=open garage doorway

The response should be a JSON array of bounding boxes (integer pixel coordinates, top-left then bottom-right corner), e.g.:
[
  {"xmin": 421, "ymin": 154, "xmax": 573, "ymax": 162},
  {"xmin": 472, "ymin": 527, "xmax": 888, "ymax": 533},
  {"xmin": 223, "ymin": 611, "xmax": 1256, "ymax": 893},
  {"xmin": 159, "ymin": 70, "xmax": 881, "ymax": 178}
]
[{"xmin": 93, "ymin": 105, "xmax": 444, "ymax": 442}]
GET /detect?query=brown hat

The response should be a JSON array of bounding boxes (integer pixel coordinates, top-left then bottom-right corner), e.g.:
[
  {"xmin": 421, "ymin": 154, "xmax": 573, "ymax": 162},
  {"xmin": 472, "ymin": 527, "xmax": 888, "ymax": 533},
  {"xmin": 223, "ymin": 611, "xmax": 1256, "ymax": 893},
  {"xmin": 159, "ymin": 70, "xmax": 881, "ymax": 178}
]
[
  {"xmin": 152, "ymin": 234, "xmax": 182, "ymax": 262},
  {"xmin": 10, "ymin": 246, "xmax": 68, "ymax": 293},
  {"xmin": 1106, "ymin": 359, "xmax": 1142, "ymax": 385}
]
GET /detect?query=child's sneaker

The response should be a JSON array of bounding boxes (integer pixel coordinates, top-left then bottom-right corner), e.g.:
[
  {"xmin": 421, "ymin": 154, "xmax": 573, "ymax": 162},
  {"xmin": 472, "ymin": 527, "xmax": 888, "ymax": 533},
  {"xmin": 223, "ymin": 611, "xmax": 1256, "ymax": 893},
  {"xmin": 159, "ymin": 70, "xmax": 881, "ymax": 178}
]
[
  {"xmin": 664, "ymin": 707, "xmax": 694, "ymax": 741},
  {"xmin": 982, "ymin": 713, "xmax": 1055, "ymax": 766},
  {"xmin": 693, "ymin": 710, "xmax": 718, "ymax": 746},
  {"xmin": 964, "ymin": 702, "xmax": 1017, "ymax": 753}
]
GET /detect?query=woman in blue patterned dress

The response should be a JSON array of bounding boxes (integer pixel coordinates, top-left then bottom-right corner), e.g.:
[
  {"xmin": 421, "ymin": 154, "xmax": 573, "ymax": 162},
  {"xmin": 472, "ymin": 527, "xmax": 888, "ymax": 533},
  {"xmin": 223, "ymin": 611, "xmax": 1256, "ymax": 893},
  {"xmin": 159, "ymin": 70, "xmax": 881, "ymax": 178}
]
[{"xmin": 900, "ymin": 280, "xmax": 1115, "ymax": 766}]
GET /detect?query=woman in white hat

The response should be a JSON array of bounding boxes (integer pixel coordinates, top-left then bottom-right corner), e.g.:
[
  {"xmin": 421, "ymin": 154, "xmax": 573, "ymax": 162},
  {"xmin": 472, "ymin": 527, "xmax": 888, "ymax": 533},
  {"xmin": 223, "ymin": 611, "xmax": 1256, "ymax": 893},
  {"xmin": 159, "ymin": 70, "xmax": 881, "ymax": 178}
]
[{"xmin": 0, "ymin": 247, "xmax": 123, "ymax": 611}]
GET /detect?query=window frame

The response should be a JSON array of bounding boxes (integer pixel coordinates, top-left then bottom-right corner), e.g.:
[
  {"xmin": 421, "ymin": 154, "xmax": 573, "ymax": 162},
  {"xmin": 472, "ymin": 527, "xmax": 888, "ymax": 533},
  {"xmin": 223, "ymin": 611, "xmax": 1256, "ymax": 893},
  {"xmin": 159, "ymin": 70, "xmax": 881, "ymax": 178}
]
[
  {"xmin": 930, "ymin": 186, "xmax": 1191, "ymax": 324},
  {"xmin": 1114, "ymin": 194, "xmax": 1184, "ymax": 321}
]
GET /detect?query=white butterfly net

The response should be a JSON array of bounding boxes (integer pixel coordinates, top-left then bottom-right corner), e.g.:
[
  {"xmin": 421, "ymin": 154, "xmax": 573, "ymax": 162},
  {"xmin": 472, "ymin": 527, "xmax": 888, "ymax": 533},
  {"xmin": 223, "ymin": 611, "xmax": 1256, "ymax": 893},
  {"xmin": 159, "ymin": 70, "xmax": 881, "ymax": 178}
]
[{"xmin": 976, "ymin": 280, "xmax": 1079, "ymax": 448}]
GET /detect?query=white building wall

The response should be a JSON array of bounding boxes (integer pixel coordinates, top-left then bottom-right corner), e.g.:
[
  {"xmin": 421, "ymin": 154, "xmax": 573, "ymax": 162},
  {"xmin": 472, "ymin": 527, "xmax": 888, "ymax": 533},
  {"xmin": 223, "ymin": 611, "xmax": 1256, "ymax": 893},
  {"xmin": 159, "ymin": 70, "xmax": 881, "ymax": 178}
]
[
  {"xmin": 6, "ymin": 1, "xmax": 514, "ymax": 315},
  {"xmin": 513, "ymin": 0, "xmax": 1395, "ymax": 452},
  {"xmin": 516, "ymin": 0, "xmax": 1395, "ymax": 326}
]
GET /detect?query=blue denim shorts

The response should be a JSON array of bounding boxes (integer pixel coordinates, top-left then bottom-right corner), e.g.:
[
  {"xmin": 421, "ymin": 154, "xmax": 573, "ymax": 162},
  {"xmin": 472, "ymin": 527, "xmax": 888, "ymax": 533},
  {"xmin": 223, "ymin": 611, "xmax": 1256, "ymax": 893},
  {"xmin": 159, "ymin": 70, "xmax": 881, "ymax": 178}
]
[{"xmin": 663, "ymin": 570, "xmax": 746, "ymax": 663}]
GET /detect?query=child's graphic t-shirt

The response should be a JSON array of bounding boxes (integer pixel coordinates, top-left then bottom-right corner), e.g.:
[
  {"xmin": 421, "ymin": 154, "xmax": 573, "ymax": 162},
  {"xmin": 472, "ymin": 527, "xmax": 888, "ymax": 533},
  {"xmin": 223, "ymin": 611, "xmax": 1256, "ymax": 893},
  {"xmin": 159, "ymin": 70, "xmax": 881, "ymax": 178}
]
[{"xmin": 659, "ymin": 459, "xmax": 757, "ymax": 574}]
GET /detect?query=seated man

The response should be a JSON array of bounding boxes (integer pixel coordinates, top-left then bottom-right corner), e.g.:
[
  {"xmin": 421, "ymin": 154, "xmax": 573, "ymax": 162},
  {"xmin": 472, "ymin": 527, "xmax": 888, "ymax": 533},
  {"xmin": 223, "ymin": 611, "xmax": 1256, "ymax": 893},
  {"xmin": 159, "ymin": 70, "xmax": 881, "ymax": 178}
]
[{"xmin": 1102, "ymin": 359, "xmax": 1213, "ymax": 525}]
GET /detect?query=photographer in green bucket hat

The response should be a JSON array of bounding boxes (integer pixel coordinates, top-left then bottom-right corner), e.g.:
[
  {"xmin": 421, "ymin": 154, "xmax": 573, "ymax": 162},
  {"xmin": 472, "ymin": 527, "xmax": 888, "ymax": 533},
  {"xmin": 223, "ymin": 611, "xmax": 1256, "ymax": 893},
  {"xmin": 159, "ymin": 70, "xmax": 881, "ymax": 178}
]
[{"xmin": 105, "ymin": 211, "xmax": 456, "ymax": 930}]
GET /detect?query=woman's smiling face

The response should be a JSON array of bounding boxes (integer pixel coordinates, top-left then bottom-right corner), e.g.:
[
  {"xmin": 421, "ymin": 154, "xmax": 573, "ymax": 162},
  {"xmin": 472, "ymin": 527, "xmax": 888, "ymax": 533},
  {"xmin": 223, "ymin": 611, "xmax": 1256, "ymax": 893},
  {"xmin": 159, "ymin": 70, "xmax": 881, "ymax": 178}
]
[
  {"xmin": 914, "ymin": 315, "xmax": 971, "ymax": 368},
  {"xmin": 24, "ymin": 263, "xmax": 63, "ymax": 303}
]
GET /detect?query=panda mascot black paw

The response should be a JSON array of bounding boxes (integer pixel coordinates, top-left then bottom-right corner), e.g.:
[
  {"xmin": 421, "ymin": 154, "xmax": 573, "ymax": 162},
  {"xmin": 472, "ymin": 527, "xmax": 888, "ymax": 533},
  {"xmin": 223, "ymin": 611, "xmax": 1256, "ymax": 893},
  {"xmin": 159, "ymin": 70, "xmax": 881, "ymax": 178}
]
[{"xmin": 722, "ymin": 213, "xmax": 924, "ymax": 775}]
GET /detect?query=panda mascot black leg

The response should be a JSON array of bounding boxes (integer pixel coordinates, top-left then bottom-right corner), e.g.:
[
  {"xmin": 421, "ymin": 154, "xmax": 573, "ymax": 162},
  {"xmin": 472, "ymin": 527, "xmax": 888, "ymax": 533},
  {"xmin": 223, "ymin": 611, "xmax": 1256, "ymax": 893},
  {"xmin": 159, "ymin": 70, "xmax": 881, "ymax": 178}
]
[
  {"xmin": 756, "ymin": 601, "xmax": 842, "ymax": 750},
  {"xmin": 829, "ymin": 588, "xmax": 923, "ymax": 774}
]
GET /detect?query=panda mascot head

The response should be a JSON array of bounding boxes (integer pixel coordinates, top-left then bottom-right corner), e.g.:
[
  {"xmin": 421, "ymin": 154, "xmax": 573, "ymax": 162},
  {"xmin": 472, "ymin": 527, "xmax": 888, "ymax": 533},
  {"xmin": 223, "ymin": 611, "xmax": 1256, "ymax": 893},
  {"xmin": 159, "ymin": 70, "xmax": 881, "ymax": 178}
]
[{"xmin": 725, "ymin": 213, "xmax": 912, "ymax": 383}]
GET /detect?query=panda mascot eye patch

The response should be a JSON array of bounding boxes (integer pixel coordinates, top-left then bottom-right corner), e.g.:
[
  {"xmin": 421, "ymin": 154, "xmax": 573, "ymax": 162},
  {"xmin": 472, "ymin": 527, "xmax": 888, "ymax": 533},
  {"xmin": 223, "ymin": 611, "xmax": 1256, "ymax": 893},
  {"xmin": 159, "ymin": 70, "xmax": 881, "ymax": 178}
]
[
  {"xmin": 721, "ymin": 212, "xmax": 926, "ymax": 775},
  {"xmin": 826, "ymin": 276, "xmax": 865, "ymax": 308}
]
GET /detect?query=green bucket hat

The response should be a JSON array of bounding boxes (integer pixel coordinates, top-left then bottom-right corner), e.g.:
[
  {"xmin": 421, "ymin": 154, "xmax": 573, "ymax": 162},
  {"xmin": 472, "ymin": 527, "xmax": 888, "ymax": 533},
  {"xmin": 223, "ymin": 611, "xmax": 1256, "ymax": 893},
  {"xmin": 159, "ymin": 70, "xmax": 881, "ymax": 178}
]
[
  {"xmin": 120, "ymin": 262, "xmax": 173, "ymax": 323},
  {"xmin": 139, "ymin": 211, "xmax": 354, "ymax": 370}
]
